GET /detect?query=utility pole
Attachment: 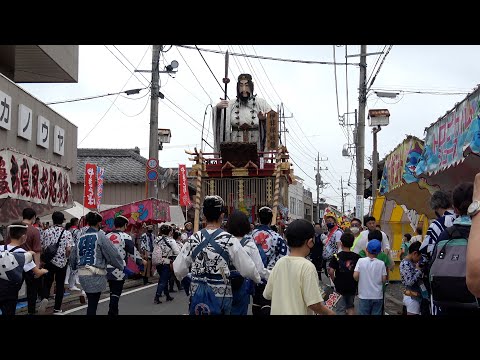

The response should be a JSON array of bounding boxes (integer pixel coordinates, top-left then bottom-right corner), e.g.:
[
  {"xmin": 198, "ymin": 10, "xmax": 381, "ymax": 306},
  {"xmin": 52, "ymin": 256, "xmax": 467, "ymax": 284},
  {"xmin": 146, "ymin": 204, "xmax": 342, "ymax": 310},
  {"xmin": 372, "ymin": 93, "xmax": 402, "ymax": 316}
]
[
  {"xmin": 372, "ymin": 126, "xmax": 381, "ymax": 205},
  {"xmin": 315, "ymin": 153, "xmax": 328, "ymax": 223},
  {"xmin": 339, "ymin": 177, "xmax": 350, "ymax": 215},
  {"xmin": 279, "ymin": 102, "xmax": 292, "ymax": 147},
  {"xmin": 356, "ymin": 45, "xmax": 367, "ymax": 223},
  {"xmin": 148, "ymin": 45, "xmax": 161, "ymax": 200}
]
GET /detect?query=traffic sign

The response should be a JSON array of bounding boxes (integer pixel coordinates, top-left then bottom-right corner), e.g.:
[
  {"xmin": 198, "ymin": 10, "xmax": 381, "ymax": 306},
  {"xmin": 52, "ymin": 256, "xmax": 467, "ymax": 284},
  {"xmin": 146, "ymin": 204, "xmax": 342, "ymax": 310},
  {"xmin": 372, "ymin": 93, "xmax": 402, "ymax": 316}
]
[
  {"xmin": 147, "ymin": 158, "xmax": 158, "ymax": 169},
  {"xmin": 147, "ymin": 169, "xmax": 158, "ymax": 181}
]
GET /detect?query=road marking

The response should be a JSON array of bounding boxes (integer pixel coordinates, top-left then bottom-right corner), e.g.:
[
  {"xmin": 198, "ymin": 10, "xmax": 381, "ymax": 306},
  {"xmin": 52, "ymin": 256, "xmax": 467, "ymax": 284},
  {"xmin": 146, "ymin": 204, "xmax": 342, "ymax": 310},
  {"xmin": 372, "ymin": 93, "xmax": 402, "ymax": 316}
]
[{"xmin": 60, "ymin": 283, "xmax": 157, "ymax": 315}]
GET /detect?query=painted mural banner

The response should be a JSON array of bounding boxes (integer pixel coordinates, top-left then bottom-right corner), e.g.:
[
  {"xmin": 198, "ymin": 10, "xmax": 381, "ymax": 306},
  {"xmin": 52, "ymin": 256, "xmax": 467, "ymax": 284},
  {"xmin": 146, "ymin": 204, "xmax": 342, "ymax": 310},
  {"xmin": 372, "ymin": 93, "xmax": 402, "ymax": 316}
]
[
  {"xmin": 415, "ymin": 88, "xmax": 480, "ymax": 177},
  {"xmin": 0, "ymin": 148, "xmax": 72, "ymax": 207},
  {"xmin": 378, "ymin": 136, "xmax": 438, "ymax": 219},
  {"xmin": 100, "ymin": 198, "xmax": 171, "ymax": 232}
]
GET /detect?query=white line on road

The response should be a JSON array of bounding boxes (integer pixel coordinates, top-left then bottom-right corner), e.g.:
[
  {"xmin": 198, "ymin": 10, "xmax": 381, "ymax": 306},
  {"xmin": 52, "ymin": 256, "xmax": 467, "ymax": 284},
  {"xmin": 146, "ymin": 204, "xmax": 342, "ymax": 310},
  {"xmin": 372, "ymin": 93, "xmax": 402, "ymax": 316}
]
[{"xmin": 60, "ymin": 283, "xmax": 158, "ymax": 315}]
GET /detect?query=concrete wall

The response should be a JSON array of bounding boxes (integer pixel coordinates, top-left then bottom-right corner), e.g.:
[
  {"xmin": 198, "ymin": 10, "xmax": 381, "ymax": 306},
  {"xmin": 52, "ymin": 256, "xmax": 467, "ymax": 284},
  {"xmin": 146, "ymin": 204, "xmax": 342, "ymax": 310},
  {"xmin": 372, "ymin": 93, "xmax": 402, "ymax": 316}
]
[{"xmin": 0, "ymin": 74, "xmax": 77, "ymax": 182}]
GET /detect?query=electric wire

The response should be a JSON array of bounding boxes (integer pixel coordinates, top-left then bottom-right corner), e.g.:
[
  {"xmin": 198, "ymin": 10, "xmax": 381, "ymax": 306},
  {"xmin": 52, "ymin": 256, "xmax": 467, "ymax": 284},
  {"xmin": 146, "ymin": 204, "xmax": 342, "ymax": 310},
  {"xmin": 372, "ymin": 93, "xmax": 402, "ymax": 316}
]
[
  {"xmin": 79, "ymin": 45, "xmax": 151, "ymax": 145},
  {"xmin": 194, "ymin": 45, "xmax": 228, "ymax": 97},
  {"xmin": 177, "ymin": 45, "xmax": 360, "ymax": 66},
  {"xmin": 176, "ymin": 46, "xmax": 213, "ymax": 104}
]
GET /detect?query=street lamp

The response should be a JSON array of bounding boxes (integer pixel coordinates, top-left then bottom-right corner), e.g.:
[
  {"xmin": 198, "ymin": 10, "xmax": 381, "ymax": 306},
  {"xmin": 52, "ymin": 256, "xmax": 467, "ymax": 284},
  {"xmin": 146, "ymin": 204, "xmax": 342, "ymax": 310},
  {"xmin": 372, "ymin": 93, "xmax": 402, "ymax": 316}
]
[
  {"xmin": 368, "ymin": 109, "xmax": 390, "ymax": 205},
  {"xmin": 158, "ymin": 128, "xmax": 171, "ymax": 150}
]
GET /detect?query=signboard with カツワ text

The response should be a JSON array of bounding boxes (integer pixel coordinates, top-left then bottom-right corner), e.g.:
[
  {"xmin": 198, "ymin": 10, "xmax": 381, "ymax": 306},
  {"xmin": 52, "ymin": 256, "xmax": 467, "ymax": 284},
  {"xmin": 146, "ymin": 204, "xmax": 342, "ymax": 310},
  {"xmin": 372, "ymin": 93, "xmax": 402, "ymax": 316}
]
[
  {"xmin": 18, "ymin": 104, "xmax": 33, "ymax": 140},
  {"xmin": 53, "ymin": 125, "xmax": 65, "ymax": 156},
  {"xmin": 0, "ymin": 149, "xmax": 72, "ymax": 207},
  {"xmin": 0, "ymin": 89, "xmax": 12, "ymax": 131},
  {"xmin": 37, "ymin": 116, "xmax": 50, "ymax": 149}
]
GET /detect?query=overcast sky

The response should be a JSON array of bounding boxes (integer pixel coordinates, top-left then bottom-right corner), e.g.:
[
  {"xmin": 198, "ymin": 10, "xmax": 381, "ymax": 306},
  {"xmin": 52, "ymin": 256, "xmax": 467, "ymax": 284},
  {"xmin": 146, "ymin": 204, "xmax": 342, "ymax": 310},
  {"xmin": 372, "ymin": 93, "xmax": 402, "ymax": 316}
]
[{"xmin": 18, "ymin": 45, "xmax": 480, "ymax": 210}]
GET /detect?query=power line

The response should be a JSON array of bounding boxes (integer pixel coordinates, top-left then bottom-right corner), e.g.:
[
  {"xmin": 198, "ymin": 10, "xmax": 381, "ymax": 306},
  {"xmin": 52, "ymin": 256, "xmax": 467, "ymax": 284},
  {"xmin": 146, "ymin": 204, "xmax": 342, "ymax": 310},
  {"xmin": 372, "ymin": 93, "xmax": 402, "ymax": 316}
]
[
  {"xmin": 46, "ymin": 87, "xmax": 148, "ymax": 105},
  {"xmin": 112, "ymin": 45, "xmax": 152, "ymax": 86},
  {"xmin": 366, "ymin": 45, "xmax": 386, "ymax": 89},
  {"xmin": 107, "ymin": 91, "xmax": 151, "ymax": 117},
  {"xmin": 104, "ymin": 45, "xmax": 150, "ymax": 88},
  {"xmin": 163, "ymin": 96, "xmax": 214, "ymax": 140},
  {"xmin": 177, "ymin": 45, "xmax": 360, "ymax": 66},
  {"xmin": 194, "ymin": 45, "xmax": 227, "ymax": 97},
  {"xmin": 333, "ymin": 46, "xmax": 349, "ymax": 143},
  {"xmin": 176, "ymin": 45, "xmax": 213, "ymax": 104},
  {"xmin": 367, "ymin": 45, "xmax": 393, "ymax": 92},
  {"xmin": 79, "ymin": 45, "xmax": 151, "ymax": 146}
]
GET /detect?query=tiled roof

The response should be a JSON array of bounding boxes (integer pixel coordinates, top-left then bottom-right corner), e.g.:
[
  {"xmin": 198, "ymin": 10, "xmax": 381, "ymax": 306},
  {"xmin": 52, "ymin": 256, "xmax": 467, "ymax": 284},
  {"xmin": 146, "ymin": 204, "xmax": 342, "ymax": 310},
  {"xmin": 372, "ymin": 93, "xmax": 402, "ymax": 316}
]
[
  {"xmin": 77, "ymin": 148, "xmax": 147, "ymax": 183},
  {"xmin": 77, "ymin": 148, "xmax": 195, "ymax": 185}
]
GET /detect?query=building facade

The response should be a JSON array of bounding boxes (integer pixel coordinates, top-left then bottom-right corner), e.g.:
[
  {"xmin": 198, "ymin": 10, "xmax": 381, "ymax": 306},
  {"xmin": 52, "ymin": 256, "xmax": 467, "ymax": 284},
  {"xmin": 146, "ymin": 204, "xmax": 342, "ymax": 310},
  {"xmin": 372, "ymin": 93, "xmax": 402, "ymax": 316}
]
[
  {"xmin": 0, "ymin": 46, "xmax": 79, "ymax": 224},
  {"xmin": 72, "ymin": 148, "xmax": 196, "ymax": 221}
]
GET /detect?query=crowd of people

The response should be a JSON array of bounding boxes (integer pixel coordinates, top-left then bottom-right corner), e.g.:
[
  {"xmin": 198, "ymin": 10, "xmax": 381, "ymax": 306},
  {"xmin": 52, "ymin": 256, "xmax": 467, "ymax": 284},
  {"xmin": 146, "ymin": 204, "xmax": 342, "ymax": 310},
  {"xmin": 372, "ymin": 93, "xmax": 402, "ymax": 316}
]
[{"xmin": 3, "ymin": 173, "xmax": 480, "ymax": 316}]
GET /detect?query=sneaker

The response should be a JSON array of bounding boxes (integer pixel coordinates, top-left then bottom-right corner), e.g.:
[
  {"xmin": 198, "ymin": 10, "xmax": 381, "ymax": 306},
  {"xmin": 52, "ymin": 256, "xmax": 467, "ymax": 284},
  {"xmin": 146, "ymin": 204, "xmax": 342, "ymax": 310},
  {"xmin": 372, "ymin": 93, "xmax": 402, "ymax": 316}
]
[
  {"xmin": 53, "ymin": 309, "xmax": 64, "ymax": 315},
  {"xmin": 69, "ymin": 286, "xmax": 81, "ymax": 292},
  {"xmin": 166, "ymin": 296, "xmax": 174, "ymax": 302},
  {"xmin": 38, "ymin": 298, "xmax": 49, "ymax": 315},
  {"xmin": 153, "ymin": 296, "xmax": 162, "ymax": 304}
]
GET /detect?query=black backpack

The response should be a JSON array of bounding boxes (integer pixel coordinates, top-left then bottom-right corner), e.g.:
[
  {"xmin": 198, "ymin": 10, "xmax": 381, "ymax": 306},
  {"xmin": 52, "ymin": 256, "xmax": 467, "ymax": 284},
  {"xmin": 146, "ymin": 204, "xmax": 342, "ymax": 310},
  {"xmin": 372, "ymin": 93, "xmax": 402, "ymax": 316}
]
[{"xmin": 429, "ymin": 225, "xmax": 480, "ymax": 310}]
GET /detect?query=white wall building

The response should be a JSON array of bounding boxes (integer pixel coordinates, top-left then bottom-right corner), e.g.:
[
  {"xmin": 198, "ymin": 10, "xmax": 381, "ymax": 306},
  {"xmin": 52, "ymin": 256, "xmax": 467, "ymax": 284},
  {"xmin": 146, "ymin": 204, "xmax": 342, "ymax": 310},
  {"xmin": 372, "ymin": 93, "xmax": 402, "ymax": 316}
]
[{"xmin": 288, "ymin": 176, "xmax": 305, "ymax": 222}]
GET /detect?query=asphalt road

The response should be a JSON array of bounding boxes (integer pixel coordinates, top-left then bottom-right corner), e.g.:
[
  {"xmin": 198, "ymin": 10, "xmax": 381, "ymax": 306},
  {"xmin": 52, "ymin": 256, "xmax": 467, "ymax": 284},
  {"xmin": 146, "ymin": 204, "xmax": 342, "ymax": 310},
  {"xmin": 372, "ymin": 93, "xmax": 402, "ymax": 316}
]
[{"xmin": 61, "ymin": 283, "xmax": 191, "ymax": 315}]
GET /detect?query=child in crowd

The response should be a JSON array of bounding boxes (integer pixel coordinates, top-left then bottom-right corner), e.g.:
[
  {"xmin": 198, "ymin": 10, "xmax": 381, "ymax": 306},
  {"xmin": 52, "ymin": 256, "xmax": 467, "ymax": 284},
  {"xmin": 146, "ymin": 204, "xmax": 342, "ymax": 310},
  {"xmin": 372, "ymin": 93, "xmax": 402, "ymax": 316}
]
[
  {"xmin": 328, "ymin": 232, "xmax": 361, "ymax": 315},
  {"xmin": 353, "ymin": 239, "xmax": 387, "ymax": 315},
  {"xmin": 400, "ymin": 241, "xmax": 423, "ymax": 315},
  {"xmin": 263, "ymin": 219, "xmax": 335, "ymax": 315}
]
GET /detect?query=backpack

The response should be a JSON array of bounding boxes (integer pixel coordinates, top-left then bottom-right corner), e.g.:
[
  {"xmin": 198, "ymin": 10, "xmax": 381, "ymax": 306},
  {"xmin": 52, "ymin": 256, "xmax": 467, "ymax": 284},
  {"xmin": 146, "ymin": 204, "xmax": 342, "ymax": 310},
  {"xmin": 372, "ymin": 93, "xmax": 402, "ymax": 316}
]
[
  {"xmin": 152, "ymin": 237, "xmax": 172, "ymax": 266},
  {"xmin": 429, "ymin": 225, "xmax": 480, "ymax": 310},
  {"xmin": 0, "ymin": 245, "xmax": 28, "ymax": 284},
  {"xmin": 189, "ymin": 228, "xmax": 230, "ymax": 315},
  {"xmin": 41, "ymin": 229, "xmax": 65, "ymax": 264}
]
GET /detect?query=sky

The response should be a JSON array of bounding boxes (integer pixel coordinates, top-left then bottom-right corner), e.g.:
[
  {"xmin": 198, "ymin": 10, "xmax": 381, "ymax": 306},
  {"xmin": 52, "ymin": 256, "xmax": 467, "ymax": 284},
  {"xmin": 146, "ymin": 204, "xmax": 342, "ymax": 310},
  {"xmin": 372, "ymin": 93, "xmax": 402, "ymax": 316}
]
[{"xmin": 18, "ymin": 45, "xmax": 480, "ymax": 212}]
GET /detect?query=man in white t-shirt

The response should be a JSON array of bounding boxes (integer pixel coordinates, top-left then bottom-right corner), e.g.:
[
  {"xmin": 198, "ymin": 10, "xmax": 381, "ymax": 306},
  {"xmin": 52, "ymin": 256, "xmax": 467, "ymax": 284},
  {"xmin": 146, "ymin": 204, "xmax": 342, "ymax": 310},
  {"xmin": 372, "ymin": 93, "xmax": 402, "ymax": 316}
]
[
  {"xmin": 353, "ymin": 239, "xmax": 387, "ymax": 315},
  {"xmin": 352, "ymin": 216, "xmax": 390, "ymax": 255},
  {"xmin": 263, "ymin": 219, "xmax": 335, "ymax": 316}
]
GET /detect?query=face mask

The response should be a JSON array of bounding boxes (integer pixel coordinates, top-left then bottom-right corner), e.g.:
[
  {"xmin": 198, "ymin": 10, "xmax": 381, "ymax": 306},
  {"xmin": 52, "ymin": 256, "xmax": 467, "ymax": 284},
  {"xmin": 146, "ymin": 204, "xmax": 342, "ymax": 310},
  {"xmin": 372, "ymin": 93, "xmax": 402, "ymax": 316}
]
[
  {"xmin": 326, "ymin": 223, "xmax": 335, "ymax": 230},
  {"xmin": 350, "ymin": 227, "xmax": 360, "ymax": 234}
]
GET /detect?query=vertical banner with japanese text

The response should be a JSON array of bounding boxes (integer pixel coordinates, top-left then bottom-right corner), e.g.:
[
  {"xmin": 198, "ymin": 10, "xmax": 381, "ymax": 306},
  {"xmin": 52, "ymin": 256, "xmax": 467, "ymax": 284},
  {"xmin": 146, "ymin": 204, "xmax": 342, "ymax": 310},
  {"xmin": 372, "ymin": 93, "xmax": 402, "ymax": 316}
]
[
  {"xmin": 97, "ymin": 166, "xmax": 105, "ymax": 209},
  {"xmin": 84, "ymin": 163, "xmax": 97, "ymax": 209},
  {"xmin": 178, "ymin": 164, "xmax": 191, "ymax": 207}
]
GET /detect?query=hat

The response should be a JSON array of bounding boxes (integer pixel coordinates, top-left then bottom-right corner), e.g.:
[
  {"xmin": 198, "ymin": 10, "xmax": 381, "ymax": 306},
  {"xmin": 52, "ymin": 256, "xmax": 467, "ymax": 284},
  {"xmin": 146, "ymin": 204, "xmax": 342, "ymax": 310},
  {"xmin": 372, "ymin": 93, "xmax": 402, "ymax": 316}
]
[
  {"xmin": 146, "ymin": 225, "xmax": 153, "ymax": 230},
  {"xmin": 367, "ymin": 239, "xmax": 382, "ymax": 255},
  {"xmin": 184, "ymin": 221, "xmax": 192, "ymax": 226}
]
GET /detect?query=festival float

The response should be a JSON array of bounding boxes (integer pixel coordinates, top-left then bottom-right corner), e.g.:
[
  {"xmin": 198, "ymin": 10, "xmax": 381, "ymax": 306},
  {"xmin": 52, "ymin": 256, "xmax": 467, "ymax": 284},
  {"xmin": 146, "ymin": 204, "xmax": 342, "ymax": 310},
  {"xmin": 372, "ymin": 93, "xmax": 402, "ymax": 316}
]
[{"xmin": 415, "ymin": 86, "xmax": 480, "ymax": 190}]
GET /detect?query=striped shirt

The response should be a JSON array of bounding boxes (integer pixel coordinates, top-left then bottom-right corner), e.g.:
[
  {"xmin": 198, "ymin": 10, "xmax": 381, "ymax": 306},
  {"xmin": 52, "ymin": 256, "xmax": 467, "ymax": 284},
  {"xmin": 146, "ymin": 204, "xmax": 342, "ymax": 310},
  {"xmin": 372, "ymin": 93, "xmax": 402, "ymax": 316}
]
[{"xmin": 419, "ymin": 210, "xmax": 456, "ymax": 260}]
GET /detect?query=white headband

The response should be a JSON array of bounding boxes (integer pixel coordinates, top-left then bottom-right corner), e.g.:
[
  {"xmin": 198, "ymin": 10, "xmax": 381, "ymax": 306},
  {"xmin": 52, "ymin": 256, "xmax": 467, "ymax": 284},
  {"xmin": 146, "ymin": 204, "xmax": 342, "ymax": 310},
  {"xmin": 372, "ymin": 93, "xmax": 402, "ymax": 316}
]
[{"xmin": 8, "ymin": 224, "xmax": 28, "ymax": 229}]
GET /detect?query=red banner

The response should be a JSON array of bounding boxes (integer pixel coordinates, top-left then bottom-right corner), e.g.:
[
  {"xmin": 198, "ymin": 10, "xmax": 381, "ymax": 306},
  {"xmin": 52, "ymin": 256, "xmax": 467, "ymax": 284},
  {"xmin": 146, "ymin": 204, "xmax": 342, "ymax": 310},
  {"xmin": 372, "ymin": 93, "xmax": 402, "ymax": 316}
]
[
  {"xmin": 178, "ymin": 164, "xmax": 191, "ymax": 207},
  {"xmin": 84, "ymin": 163, "xmax": 97, "ymax": 209}
]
